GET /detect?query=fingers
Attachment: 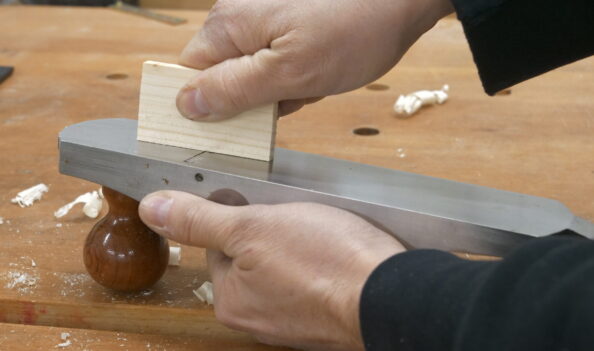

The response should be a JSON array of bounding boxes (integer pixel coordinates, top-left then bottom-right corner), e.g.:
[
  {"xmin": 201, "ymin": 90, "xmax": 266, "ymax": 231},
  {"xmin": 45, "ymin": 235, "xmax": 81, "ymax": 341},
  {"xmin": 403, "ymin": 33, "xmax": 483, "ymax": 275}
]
[
  {"xmin": 278, "ymin": 99, "xmax": 306, "ymax": 117},
  {"xmin": 178, "ymin": 0, "xmax": 278, "ymax": 70},
  {"xmin": 179, "ymin": 23, "xmax": 242, "ymax": 71},
  {"xmin": 139, "ymin": 190, "xmax": 245, "ymax": 251},
  {"xmin": 176, "ymin": 0, "xmax": 303, "ymax": 121},
  {"xmin": 176, "ymin": 50, "xmax": 304, "ymax": 121},
  {"xmin": 278, "ymin": 97, "xmax": 324, "ymax": 117}
]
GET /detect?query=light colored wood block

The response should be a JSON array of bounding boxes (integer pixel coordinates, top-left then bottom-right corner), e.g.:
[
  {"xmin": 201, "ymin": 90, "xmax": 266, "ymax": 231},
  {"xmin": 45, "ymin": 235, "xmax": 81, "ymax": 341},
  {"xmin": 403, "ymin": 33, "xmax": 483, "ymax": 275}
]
[{"xmin": 137, "ymin": 61, "xmax": 277, "ymax": 161}]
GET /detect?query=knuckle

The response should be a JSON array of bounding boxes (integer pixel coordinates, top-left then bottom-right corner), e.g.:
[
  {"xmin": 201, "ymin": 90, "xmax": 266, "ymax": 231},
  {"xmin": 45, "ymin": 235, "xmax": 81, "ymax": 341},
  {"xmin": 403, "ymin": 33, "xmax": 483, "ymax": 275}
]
[
  {"xmin": 269, "ymin": 50, "xmax": 324, "ymax": 94},
  {"xmin": 207, "ymin": 0, "xmax": 248, "ymax": 47},
  {"xmin": 235, "ymin": 205, "xmax": 270, "ymax": 234},
  {"xmin": 208, "ymin": 0, "xmax": 232, "ymax": 18},
  {"xmin": 220, "ymin": 5, "xmax": 246, "ymax": 39},
  {"xmin": 220, "ymin": 208, "xmax": 256, "ymax": 247},
  {"xmin": 178, "ymin": 203, "xmax": 240, "ymax": 248},
  {"xmin": 221, "ymin": 206, "xmax": 273, "ymax": 253}
]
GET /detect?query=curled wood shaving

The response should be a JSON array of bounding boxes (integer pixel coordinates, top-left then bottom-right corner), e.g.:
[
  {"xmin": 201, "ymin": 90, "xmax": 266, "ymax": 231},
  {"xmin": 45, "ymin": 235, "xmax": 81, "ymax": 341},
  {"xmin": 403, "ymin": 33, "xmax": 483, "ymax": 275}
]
[
  {"xmin": 394, "ymin": 85, "xmax": 449, "ymax": 116},
  {"xmin": 11, "ymin": 183, "xmax": 49, "ymax": 207},
  {"xmin": 54, "ymin": 189, "xmax": 103, "ymax": 219},
  {"xmin": 193, "ymin": 281, "xmax": 213, "ymax": 305}
]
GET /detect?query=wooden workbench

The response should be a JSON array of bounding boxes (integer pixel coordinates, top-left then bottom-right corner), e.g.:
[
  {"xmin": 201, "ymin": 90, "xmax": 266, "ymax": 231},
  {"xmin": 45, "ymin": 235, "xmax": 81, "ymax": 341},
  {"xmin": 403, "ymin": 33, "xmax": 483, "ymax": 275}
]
[{"xmin": 0, "ymin": 5, "xmax": 592, "ymax": 350}]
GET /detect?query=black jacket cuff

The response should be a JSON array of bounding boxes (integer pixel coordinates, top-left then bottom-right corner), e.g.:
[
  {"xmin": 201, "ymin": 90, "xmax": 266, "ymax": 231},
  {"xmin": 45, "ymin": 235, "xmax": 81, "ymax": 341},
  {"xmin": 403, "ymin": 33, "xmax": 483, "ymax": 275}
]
[
  {"xmin": 359, "ymin": 250, "xmax": 492, "ymax": 351},
  {"xmin": 450, "ymin": 0, "xmax": 594, "ymax": 95}
]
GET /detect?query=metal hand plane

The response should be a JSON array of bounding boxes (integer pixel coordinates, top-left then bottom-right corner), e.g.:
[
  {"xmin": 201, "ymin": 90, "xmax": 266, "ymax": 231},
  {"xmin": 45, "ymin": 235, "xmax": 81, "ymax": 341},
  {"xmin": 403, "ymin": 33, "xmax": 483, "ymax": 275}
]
[{"xmin": 58, "ymin": 118, "xmax": 594, "ymax": 256}]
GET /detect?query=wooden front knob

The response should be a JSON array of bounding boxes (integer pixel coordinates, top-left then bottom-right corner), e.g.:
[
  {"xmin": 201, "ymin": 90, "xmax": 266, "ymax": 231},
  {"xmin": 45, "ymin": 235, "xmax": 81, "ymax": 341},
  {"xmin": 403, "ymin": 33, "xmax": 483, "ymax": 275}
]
[{"xmin": 83, "ymin": 187, "xmax": 169, "ymax": 292}]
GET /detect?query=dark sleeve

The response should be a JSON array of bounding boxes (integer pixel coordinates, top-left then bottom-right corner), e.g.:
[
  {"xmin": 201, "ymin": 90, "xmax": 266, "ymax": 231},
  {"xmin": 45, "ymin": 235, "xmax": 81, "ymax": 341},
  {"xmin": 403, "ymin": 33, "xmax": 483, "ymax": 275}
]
[
  {"xmin": 359, "ymin": 236, "xmax": 594, "ymax": 351},
  {"xmin": 449, "ymin": 0, "xmax": 594, "ymax": 95}
]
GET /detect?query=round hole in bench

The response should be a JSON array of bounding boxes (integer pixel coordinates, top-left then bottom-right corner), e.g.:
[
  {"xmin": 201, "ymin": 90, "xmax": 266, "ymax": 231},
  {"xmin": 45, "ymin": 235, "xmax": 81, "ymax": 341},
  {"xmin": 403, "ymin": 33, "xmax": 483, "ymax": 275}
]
[
  {"xmin": 106, "ymin": 73, "xmax": 128, "ymax": 80},
  {"xmin": 495, "ymin": 89, "xmax": 512, "ymax": 96},
  {"xmin": 353, "ymin": 127, "xmax": 380, "ymax": 136},
  {"xmin": 366, "ymin": 83, "xmax": 389, "ymax": 91}
]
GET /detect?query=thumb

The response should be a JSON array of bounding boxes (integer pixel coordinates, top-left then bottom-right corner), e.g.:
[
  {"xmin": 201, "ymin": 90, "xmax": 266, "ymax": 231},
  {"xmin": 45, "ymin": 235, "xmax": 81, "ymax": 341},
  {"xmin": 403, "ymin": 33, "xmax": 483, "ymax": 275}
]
[
  {"xmin": 176, "ymin": 49, "xmax": 303, "ymax": 121},
  {"xmin": 138, "ymin": 190, "xmax": 244, "ymax": 251}
]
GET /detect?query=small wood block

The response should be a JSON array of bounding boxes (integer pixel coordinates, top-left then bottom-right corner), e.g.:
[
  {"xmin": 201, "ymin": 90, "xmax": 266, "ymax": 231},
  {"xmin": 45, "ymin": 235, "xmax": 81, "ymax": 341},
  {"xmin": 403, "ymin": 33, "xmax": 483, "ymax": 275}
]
[{"xmin": 137, "ymin": 61, "xmax": 277, "ymax": 161}]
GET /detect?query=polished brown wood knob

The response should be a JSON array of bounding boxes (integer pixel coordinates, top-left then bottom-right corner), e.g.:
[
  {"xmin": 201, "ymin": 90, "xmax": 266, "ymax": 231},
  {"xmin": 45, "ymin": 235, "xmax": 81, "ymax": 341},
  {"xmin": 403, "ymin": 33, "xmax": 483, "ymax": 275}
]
[{"xmin": 83, "ymin": 187, "xmax": 169, "ymax": 292}]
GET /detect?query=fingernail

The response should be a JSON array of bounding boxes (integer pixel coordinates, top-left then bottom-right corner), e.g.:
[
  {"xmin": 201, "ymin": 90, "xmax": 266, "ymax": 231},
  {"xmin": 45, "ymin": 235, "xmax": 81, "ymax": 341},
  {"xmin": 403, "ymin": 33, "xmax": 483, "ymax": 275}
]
[
  {"xmin": 177, "ymin": 87, "xmax": 210, "ymax": 120},
  {"xmin": 139, "ymin": 195, "xmax": 173, "ymax": 230}
]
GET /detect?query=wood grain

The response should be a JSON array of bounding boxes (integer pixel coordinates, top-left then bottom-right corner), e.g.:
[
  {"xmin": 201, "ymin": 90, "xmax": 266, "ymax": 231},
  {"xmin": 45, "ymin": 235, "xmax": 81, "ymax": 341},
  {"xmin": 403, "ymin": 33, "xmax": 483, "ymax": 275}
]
[
  {"xmin": 137, "ymin": 61, "xmax": 278, "ymax": 161},
  {"xmin": 0, "ymin": 5, "xmax": 592, "ymax": 350},
  {"xmin": 0, "ymin": 322, "xmax": 289, "ymax": 351},
  {"xmin": 0, "ymin": 298, "xmax": 238, "ymax": 338}
]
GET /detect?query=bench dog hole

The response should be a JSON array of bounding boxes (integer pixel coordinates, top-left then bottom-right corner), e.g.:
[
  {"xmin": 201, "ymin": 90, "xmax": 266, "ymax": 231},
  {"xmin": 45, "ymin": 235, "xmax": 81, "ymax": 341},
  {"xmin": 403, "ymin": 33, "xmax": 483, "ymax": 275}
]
[
  {"xmin": 106, "ymin": 73, "xmax": 128, "ymax": 80},
  {"xmin": 353, "ymin": 127, "xmax": 380, "ymax": 136}
]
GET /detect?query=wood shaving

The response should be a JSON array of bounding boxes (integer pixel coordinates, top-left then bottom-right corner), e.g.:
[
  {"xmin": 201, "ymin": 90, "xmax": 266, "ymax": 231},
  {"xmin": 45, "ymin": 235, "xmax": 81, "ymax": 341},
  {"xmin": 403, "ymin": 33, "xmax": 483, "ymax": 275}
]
[
  {"xmin": 394, "ymin": 85, "xmax": 449, "ymax": 116},
  {"xmin": 11, "ymin": 183, "xmax": 49, "ymax": 207},
  {"xmin": 54, "ymin": 189, "xmax": 103, "ymax": 219},
  {"xmin": 193, "ymin": 281, "xmax": 213, "ymax": 305},
  {"xmin": 168, "ymin": 246, "xmax": 181, "ymax": 266},
  {"xmin": 56, "ymin": 332, "xmax": 71, "ymax": 348},
  {"xmin": 56, "ymin": 340, "xmax": 71, "ymax": 348}
]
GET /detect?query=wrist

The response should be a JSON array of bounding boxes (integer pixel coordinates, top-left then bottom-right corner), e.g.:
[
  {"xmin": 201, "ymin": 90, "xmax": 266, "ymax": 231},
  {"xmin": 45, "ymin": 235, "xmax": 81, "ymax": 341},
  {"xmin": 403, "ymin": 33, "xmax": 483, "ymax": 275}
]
[{"xmin": 337, "ymin": 246, "xmax": 404, "ymax": 350}]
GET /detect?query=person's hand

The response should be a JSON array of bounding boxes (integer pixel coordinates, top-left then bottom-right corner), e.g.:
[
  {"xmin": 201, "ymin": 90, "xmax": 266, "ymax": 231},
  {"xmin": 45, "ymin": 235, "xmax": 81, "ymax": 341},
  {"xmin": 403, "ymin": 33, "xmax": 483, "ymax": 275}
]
[
  {"xmin": 139, "ymin": 191, "xmax": 405, "ymax": 350},
  {"xmin": 176, "ymin": 0, "xmax": 454, "ymax": 120}
]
